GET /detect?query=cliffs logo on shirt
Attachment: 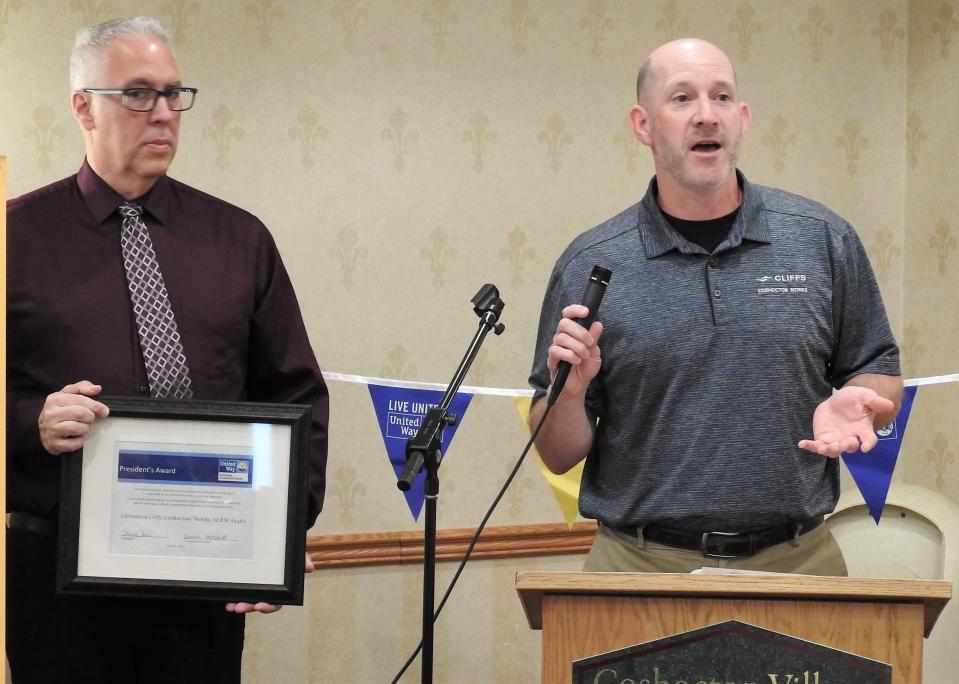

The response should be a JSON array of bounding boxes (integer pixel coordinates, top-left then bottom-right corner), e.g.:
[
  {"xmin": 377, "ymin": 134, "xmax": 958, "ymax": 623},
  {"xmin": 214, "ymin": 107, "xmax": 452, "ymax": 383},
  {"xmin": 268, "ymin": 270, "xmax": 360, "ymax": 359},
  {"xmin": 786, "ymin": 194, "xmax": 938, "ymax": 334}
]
[{"xmin": 756, "ymin": 273, "xmax": 810, "ymax": 295}]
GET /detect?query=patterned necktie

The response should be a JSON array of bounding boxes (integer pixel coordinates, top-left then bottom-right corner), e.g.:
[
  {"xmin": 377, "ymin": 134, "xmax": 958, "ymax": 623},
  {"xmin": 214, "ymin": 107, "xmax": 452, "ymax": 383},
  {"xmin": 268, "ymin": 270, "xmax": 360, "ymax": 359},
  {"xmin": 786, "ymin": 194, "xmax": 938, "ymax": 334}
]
[{"xmin": 119, "ymin": 202, "xmax": 194, "ymax": 399}]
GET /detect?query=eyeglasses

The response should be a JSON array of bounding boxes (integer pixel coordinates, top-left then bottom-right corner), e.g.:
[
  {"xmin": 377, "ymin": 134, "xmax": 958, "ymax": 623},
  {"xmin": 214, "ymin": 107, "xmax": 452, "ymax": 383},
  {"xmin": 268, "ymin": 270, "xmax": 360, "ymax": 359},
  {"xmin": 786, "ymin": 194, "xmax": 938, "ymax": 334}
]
[{"xmin": 82, "ymin": 86, "xmax": 198, "ymax": 112}]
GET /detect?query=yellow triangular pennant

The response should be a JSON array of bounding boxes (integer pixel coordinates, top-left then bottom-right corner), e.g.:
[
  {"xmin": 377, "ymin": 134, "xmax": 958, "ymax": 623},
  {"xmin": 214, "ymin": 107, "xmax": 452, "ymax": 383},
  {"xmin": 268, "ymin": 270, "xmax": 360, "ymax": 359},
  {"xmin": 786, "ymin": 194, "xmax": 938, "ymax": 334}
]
[{"xmin": 514, "ymin": 396, "xmax": 583, "ymax": 529}]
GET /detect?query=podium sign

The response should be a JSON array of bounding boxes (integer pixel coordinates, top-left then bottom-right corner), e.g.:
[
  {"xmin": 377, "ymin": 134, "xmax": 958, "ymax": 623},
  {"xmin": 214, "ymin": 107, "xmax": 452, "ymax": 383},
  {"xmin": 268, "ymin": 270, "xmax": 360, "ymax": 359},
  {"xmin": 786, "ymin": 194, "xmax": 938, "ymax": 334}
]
[
  {"xmin": 572, "ymin": 620, "xmax": 891, "ymax": 684},
  {"xmin": 516, "ymin": 572, "xmax": 951, "ymax": 684}
]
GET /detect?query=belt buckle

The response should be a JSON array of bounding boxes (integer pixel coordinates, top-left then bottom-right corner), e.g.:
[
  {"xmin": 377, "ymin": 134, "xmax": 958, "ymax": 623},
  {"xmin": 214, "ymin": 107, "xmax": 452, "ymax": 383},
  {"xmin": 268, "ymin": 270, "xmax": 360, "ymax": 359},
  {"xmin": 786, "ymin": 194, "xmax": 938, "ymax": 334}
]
[{"xmin": 701, "ymin": 531, "xmax": 748, "ymax": 559}]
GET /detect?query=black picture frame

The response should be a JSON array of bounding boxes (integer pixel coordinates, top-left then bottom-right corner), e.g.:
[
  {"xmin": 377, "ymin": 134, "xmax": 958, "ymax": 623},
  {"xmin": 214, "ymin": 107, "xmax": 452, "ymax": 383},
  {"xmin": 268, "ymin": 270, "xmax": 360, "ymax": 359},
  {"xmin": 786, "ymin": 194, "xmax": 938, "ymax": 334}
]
[{"xmin": 57, "ymin": 396, "xmax": 311, "ymax": 605}]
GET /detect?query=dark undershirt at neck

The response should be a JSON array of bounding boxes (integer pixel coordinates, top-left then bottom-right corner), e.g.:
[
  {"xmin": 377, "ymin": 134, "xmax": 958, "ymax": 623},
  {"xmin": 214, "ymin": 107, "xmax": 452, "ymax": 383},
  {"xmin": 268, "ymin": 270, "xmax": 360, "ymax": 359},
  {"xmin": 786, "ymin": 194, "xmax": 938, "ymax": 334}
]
[{"xmin": 661, "ymin": 206, "xmax": 740, "ymax": 253}]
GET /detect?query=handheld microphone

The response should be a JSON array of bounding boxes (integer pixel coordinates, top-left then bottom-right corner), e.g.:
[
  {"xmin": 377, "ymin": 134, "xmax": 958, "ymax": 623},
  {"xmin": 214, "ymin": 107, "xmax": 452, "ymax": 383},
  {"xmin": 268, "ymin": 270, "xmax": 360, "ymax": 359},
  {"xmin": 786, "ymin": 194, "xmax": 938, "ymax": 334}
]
[{"xmin": 547, "ymin": 265, "xmax": 612, "ymax": 405}]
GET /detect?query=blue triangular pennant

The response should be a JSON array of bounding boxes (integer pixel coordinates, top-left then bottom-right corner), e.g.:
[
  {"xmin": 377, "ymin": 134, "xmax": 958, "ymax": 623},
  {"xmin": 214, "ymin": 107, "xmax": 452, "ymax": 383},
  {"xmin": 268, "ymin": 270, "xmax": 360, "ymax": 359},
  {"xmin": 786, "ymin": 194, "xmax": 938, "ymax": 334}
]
[
  {"xmin": 368, "ymin": 384, "xmax": 473, "ymax": 520},
  {"xmin": 842, "ymin": 385, "xmax": 918, "ymax": 523}
]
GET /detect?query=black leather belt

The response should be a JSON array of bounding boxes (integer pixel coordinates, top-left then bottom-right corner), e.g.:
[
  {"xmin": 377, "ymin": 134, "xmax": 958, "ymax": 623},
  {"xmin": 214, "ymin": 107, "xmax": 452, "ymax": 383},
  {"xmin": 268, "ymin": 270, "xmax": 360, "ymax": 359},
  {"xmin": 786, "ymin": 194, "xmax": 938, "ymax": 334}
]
[
  {"xmin": 7, "ymin": 511, "xmax": 57, "ymax": 537},
  {"xmin": 616, "ymin": 516, "xmax": 823, "ymax": 559}
]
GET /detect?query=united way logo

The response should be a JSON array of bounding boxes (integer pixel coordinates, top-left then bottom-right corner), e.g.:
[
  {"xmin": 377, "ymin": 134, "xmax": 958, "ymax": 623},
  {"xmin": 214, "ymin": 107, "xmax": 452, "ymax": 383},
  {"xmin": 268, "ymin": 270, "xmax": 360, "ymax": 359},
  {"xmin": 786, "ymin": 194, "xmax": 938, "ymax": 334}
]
[
  {"xmin": 217, "ymin": 457, "xmax": 252, "ymax": 484},
  {"xmin": 876, "ymin": 421, "xmax": 897, "ymax": 440}
]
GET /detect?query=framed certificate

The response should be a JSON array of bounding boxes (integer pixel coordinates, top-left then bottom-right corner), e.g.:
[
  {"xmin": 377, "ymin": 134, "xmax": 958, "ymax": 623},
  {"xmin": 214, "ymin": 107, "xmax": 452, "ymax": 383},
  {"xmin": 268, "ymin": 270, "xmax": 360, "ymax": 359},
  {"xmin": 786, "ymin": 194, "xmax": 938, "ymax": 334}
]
[{"xmin": 57, "ymin": 397, "xmax": 311, "ymax": 605}]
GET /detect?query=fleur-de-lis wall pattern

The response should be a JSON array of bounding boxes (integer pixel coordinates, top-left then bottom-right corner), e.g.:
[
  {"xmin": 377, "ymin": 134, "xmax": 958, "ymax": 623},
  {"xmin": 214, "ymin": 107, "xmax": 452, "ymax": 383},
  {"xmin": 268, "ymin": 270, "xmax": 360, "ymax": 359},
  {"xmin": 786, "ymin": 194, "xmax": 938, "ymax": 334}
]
[
  {"xmin": 655, "ymin": 0, "xmax": 690, "ymax": 39},
  {"xmin": 874, "ymin": 6, "xmax": 906, "ymax": 67},
  {"xmin": 863, "ymin": 228, "xmax": 902, "ymax": 286},
  {"xmin": 900, "ymin": 323, "xmax": 925, "ymax": 378},
  {"xmin": 503, "ymin": 0, "xmax": 537, "ymax": 56},
  {"xmin": 380, "ymin": 344, "xmax": 417, "ymax": 380},
  {"xmin": 929, "ymin": 219, "xmax": 957, "ymax": 276},
  {"xmin": 499, "ymin": 227, "xmax": 535, "ymax": 288},
  {"xmin": 537, "ymin": 113, "xmax": 572, "ymax": 174},
  {"xmin": 327, "ymin": 463, "xmax": 368, "ymax": 527},
  {"xmin": 927, "ymin": 433, "xmax": 955, "ymax": 491},
  {"xmin": 836, "ymin": 119, "xmax": 868, "ymax": 176},
  {"xmin": 906, "ymin": 111, "xmax": 926, "ymax": 169},
  {"xmin": 23, "ymin": 104, "xmax": 65, "ymax": 173},
  {"xmin": 422, "ymin": 0, "xmax": 457, "ymax": 52},
  {"xmin": 728, "ymin": 0, "xmax": 762, "ymax": 61},
  {"xmin": 579, "ymin": 0, "xmax": 614, "ymax": 57},
  {"xmin": 382, "ymin": 108, "xmax": 418, "ymax": 173},
  {"xmin": 419, "ymin": 226, "xmax": 456, "ymax": 288},
  {"xmin": 245, "ymin": 0, "xmax": 285, "ymax": 49},
  {"xmin": 761, "ymin": 114, "xmax": 796, "ymax": 174},
  {"xmin": 0, "ymin": 0, "xmax": 23, "ymax": 42},
  {"xmin": 462, "ymin": 110, "xmax": 496, "ymax": 173},
  {"xmin": 159, "ymin": 0, "xmax": 197, "ymax": 46},
  {"xmin": 932, "ymin": 2, "xmax": 958, "ymax": 58},
  {"xmin": 331, "ymin": 0, "xmax": 367, "ymax": 51},
  {"xmin": 799, "ymin": 4, "xmax": 833, "ymax": 63},
  {"xmin": 329, "ymin": 226, "xmax": 367, "ymax": 289},
  {"xmin": 202, "ymin": 104, "xmax": 244, "ymax": 170},
  {"xmin": 3, "ymin": 3, "xmax": 958, "ymax": 681},
  {"xmin": 289, "ymin": 108, "xmax": 328, "ymax": 170}
]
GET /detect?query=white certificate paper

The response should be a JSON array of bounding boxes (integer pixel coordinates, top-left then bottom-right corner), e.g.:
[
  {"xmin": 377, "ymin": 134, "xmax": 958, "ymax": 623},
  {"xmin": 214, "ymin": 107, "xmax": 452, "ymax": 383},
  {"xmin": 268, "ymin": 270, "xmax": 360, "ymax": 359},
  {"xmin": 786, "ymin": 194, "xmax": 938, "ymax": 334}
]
[
  {"xmin": 77, "ymin": 418, "xmax": 290, "ymax": 585},
  {"xmin": 109, "ymin": 445, "xmax": 256, "ymax": 560}
]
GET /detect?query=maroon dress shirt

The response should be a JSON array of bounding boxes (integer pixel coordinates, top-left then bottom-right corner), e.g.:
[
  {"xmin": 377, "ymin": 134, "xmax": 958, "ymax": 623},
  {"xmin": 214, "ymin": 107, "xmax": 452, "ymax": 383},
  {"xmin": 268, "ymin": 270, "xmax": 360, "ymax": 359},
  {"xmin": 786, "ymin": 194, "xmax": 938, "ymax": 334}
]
[{"xmin": 6, "ymin": 161, "xmax": 329, "ymax": 525}]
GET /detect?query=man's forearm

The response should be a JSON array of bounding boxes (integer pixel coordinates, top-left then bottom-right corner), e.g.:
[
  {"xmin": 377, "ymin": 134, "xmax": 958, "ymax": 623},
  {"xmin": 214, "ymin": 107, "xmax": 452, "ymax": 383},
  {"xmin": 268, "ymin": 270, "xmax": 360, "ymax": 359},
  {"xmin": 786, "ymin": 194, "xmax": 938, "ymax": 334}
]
[
  {"xmin": 528, "ymin": 394, "xmax": 595, "ymax": 474},
  {"xmin": 844, "ymin": 373, "xmax": 903, "ymax": 427}
]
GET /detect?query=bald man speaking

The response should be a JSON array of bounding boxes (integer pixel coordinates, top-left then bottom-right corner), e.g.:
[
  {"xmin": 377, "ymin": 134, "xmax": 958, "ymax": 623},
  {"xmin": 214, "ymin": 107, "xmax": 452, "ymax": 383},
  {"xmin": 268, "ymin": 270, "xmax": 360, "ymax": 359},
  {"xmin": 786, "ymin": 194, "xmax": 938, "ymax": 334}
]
[{"xmin": 527, "ymin": 39, "xmax": 902, "ymax": 574}]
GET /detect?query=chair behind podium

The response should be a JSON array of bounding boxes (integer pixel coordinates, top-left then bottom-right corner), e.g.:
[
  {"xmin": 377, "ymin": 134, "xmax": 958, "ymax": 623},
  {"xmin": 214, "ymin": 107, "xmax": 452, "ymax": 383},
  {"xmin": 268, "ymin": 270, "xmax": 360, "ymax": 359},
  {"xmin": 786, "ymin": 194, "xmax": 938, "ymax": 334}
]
[{"xmin": 827, "ymin": 482, "xmax": 959, "ymax": 683}]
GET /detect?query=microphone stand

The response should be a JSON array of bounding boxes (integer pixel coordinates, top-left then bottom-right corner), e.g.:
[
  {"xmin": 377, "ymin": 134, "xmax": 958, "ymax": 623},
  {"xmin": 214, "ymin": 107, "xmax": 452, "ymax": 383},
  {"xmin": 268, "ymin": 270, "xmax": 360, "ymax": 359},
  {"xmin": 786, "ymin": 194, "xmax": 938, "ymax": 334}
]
[{"xmin": 396, "ymin": 284, "xmax": 505, "ymax": 684}]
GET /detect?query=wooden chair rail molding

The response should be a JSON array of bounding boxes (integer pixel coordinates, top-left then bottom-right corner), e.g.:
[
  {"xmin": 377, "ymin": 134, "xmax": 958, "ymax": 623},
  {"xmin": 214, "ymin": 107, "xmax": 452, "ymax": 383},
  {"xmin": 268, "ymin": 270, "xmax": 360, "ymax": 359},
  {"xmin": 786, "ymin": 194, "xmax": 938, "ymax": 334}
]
[{"xmin": 307, "ymin": 522, "xmax": 598, "ymax": 569}]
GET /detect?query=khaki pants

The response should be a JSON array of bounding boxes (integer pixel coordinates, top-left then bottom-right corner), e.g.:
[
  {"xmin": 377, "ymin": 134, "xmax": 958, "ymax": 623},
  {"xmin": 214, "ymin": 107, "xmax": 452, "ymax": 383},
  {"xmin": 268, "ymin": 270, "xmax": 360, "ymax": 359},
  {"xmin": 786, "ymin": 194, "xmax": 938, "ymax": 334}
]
[{"xmin": 583, "ymin": 522, "xmax": 847, "ymax": 576}]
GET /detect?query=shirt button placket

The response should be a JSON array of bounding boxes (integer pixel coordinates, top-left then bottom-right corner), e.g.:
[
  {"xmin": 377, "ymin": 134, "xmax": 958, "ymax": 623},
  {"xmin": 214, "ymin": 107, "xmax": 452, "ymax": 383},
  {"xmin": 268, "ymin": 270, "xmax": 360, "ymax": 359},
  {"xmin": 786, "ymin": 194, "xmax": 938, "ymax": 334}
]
[{"xmin": 706, "ymin": 258, "xmax": 726, "ymax": 326}]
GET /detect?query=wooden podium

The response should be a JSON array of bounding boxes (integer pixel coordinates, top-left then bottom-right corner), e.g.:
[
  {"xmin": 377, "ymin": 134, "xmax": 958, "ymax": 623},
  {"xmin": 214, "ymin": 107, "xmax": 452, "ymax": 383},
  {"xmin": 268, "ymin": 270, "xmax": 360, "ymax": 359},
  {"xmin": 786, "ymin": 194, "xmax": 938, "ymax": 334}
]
[{"xmin": 516, "ymin": 571, "xmax": 951, "ymax": 684}]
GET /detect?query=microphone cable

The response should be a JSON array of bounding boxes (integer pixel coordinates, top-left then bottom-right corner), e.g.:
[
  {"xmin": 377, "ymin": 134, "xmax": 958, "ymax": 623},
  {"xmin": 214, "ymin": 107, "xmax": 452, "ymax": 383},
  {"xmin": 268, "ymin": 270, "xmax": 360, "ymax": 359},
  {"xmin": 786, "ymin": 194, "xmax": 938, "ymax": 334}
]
[{"xmin": 390, "ymin": 396, "xmax": 558, "ymax": 684}]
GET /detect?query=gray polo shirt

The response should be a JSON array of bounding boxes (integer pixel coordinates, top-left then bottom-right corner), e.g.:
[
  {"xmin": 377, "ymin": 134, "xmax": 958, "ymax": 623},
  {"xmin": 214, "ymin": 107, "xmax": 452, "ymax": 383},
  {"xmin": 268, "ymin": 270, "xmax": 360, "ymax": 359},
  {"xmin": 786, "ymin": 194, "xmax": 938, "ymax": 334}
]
[{"xmin": 528, "ymin": 172, "xmax": 900, "ymax": 531}]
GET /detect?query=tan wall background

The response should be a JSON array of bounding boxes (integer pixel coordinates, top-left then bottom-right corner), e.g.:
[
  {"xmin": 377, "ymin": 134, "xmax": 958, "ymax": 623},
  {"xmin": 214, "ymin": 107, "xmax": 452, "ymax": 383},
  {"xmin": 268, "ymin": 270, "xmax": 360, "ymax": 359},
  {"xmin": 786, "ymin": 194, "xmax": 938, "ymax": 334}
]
[{"xmin": 1, "ymin": 1, "xmax": 957, "ymax": 682}]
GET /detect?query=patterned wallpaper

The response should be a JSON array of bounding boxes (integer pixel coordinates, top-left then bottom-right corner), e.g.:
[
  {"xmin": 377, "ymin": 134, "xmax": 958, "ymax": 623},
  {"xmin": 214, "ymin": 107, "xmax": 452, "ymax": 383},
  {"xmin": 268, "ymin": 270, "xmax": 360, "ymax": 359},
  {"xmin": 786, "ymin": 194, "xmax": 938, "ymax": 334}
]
[
  {"xmin": 2, "ymin": 1, "xmax": 957, "ymax": 682},
  {"xmin": 899, "ymin": 0, "xmax": 959, "ymax": 495}
]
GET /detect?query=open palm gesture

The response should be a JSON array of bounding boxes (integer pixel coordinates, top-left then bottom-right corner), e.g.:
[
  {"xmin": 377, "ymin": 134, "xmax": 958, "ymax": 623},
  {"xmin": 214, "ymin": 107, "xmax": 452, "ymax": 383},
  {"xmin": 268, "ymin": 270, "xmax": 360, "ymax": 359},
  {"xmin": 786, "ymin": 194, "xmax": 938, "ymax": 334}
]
[{"xmin": 798, "ymin": 386, "xmax": 895, "ymax": 458}]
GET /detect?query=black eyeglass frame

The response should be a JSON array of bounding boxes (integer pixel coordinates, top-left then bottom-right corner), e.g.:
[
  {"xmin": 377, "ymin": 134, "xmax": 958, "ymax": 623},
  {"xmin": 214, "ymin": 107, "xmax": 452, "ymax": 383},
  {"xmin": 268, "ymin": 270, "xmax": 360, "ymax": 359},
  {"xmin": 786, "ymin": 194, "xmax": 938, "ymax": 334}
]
[{"xmin": 81, "ymin": 86, "xmax": 199, "ymax": 112}]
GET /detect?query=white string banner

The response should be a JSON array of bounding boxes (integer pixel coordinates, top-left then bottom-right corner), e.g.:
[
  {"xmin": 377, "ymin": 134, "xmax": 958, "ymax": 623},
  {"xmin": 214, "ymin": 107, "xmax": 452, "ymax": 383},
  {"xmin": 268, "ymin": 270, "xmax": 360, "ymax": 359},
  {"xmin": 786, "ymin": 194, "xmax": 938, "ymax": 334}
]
[
  {"xmin": 323, "ymin": 370, "xmax": 956, "ymax": 394},
  {"xmin": 904, "ymin": 373, "xmax": 959, "ymax": 387},
  {"xmin": 321, "ymin": 371, "xmax": 535, "ymax": 397}
]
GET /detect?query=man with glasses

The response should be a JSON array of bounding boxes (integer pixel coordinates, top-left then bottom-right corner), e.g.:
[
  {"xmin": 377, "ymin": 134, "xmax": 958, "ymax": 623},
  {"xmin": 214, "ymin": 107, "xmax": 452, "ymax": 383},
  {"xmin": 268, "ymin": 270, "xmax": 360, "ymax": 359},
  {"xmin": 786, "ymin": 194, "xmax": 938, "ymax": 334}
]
[
  {"xmin": 6, "ymin": 16, "xmax": 328, "ymax": 683},
  {"xmin": 81, "ymin": 85, "xmax": 198, "ymax": 114}
]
